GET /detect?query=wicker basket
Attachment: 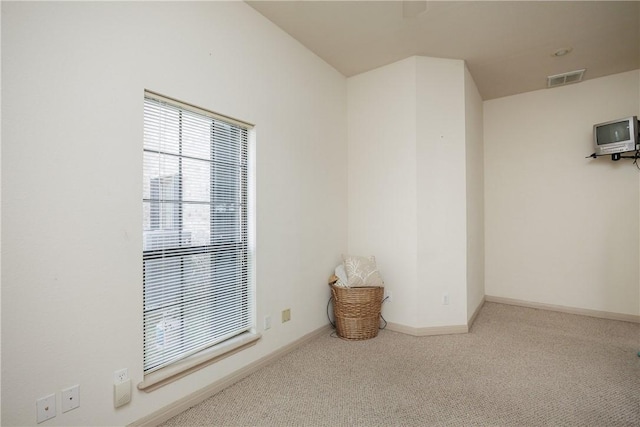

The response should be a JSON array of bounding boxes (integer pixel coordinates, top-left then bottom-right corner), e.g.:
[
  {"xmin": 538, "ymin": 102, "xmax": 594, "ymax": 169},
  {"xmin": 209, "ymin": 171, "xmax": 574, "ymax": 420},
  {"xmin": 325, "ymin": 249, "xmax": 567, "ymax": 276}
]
[{"xmin": 330, "ymin": 284, "xmax": 384, "ymax": 340}]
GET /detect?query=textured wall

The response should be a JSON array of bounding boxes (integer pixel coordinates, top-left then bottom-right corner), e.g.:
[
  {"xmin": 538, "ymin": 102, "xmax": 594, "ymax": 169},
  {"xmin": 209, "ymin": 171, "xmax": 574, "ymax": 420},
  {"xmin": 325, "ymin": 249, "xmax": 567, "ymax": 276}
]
[
  {"xmin": 484, "ymin": 70, "xmax": 640, "ymax": 315},
  {"xmin": 1, "ymin": 2, "xmax": 347, "ymax": 425}
]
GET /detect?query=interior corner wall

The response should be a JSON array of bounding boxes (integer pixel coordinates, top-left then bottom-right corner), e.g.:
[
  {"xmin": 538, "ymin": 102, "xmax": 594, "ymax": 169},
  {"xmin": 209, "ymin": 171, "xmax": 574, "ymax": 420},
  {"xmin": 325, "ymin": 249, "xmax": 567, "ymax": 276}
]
[
  {"xmin": 484, "ymin": 70, "xmax": 640, "ymax": 316},
  {"xmin": 347, "ymin": 56, "xmax": 471, "ymax": 330},
  {"xmin": 347, "ymin": 57, "xmax": 419, "ymax": 327},
  {"xmin": 1, "ymin": 2, "xmax": 347, "ymax": 425},
  {"xmin": 464, "ymin": 65, "xmax": 485, "ymax": 321},
  {"xmin": 415, "ymin": 57, "xmax": 468, "ymax": 327}
]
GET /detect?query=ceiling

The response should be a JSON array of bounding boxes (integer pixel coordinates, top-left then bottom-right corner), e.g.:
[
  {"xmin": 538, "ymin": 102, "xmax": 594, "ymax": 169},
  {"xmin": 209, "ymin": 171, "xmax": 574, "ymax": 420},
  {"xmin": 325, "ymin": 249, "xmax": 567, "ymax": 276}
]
[{"xmin": 247, "ymin": 1, "xmax": 640, "ymax": 100}]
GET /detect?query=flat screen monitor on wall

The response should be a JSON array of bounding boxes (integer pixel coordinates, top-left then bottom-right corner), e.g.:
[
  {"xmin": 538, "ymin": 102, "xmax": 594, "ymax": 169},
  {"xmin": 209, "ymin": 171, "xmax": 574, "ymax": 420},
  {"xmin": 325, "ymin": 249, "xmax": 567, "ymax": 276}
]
[{"xmin": 593, "ymin": 116, "xmax": 638, "ymax": 157}]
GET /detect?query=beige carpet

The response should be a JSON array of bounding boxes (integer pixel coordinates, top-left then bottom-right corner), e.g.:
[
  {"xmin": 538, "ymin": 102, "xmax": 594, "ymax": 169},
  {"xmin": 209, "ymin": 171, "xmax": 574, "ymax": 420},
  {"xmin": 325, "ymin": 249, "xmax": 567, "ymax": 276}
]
[{"xmin": 161, "ymin": 302, "xmax": 640, "ymax": 426}]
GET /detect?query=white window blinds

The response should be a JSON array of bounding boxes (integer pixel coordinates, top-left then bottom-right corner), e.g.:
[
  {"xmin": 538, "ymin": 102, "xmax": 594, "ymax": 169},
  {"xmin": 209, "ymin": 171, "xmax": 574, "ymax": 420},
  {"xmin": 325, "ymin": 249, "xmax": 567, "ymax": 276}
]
[{"xmin": 143, "ymin": 91, "xmax": 251, "ymax": 374}]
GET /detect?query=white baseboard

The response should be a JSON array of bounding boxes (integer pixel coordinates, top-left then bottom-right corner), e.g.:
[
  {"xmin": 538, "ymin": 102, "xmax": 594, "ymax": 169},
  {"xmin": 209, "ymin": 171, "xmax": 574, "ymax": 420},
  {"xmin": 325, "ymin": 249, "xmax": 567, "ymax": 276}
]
[
  {"xmin": 384, "ymin": 296, "xmax": 486, "ymax": 337},
  {"xmin": 468, "ymin": 296, "xmax": 485, "ymax": 328},
  {"xmin": 485, "ymin": 295, "xmax": 640, "ymax": 324},
  {"xmin": 386, "ymin": 322, "xmax": 468, "ymax": 336},
  {"xmin": 129, "ymin": 325, "xmax": 332, "ymax": 427}
]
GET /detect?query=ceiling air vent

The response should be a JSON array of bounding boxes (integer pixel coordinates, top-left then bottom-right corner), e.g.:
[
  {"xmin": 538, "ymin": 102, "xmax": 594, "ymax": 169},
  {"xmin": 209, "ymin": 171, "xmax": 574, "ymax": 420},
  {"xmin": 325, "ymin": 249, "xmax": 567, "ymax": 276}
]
[{"xmin": 547, "ymin": 69, "xmax": 586, "ymax": 88}]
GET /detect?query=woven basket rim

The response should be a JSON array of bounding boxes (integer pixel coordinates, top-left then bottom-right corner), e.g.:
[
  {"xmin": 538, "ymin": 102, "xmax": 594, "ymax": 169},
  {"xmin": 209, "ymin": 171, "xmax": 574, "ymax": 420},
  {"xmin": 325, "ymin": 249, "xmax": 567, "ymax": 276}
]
[{"xmin": 329, "ymin": 283, "xmax": 384, "ymax": 289}]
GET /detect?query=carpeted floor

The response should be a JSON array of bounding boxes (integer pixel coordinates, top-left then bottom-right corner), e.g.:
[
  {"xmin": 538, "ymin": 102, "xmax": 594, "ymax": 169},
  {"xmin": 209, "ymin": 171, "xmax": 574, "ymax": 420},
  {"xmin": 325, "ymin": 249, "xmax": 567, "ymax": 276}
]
[{"xmin": 161, "ymin": 302, "xmax": 640, "ymax": 426}]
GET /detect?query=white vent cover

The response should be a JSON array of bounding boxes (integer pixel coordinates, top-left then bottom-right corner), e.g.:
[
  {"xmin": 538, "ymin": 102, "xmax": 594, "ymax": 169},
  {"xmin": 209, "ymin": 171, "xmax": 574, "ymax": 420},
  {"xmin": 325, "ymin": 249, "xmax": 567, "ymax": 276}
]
[{"xmin": 547, "ymin": 69, "xmax": 586, "ymax": 88}]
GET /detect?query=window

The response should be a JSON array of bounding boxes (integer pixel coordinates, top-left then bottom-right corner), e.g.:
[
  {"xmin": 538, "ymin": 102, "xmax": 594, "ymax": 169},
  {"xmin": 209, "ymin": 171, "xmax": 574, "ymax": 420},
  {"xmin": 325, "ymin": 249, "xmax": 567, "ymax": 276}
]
[{"xmin": 143, "ymin": 91, "xmax": 253, "ymax": 376}]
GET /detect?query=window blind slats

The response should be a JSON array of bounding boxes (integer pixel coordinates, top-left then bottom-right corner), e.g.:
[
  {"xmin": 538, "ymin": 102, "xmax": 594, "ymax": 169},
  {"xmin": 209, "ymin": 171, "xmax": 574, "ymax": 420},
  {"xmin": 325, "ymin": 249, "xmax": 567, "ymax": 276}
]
[{"xmin": 143, "ymin": 93, "xmax": 250, "ymax": 374}]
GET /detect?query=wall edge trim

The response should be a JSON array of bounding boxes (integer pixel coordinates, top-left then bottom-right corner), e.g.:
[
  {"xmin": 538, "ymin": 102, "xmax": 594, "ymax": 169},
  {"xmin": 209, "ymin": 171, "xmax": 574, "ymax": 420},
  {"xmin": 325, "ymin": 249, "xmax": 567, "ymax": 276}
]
[
  {"xmin": 385, "ymin": 322, "xmax": 468, "ymax": 336},
  {"xmin": 485, "ymin": 295, "xmax": 640, "ymax": 324},
  {"xmin": 467, "ymin": 296, "xmax": 486, "ymax": 328}
]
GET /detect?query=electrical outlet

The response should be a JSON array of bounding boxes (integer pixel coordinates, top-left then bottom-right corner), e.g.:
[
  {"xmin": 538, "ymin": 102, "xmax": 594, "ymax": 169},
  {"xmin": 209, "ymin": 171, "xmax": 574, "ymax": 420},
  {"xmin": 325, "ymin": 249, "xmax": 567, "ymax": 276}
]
[
  {"xmin": 36, "ymin": 393, "xmax": 56, "ymax": 423},
  {"xmin": 443, "ymin": 293, "xmax": 450, "ymax": 305},
  {"xmin": 114, "ymin": 368, "xmax": 129, "ymax": 384},
  {"xmin": 61, "ymin": 385, "xmax": 80, "ymax": 413},
  {"xmin": 281, "ymin": 309, "xmax": 291, "ymax": 323}
]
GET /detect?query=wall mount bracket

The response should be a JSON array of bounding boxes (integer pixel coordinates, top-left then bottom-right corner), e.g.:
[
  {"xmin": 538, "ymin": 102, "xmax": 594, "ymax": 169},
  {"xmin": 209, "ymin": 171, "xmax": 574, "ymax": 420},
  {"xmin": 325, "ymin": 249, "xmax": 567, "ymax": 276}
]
[{"xmin": 586, "ymin": 151, "xmax": 640, "ymax": 162}]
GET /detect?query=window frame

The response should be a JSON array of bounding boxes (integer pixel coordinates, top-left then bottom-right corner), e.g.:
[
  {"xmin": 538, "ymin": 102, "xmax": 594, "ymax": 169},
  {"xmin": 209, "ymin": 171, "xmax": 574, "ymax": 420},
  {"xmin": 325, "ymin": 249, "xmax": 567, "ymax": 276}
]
[{"xmin": 139, "ymin": 90, "xmax": 258, "ymax": 391}]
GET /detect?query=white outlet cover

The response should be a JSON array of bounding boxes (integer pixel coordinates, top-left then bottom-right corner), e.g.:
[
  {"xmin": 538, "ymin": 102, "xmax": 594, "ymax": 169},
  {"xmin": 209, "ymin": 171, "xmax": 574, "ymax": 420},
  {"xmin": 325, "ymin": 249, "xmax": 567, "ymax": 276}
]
[
  {"xmin": 114, "ymin": 378, "xmax": 131, "ymax": 408},
  {"xmin": 36, "ymin": 393, "xmax": 56, "ymax": 423},
  {"xmin": 114, "ymin": 368, "xmax": 129, "ymax": 384},
  {"xmin": 61, "ymin": 385, "xmax": 80, "ymax": 413}
]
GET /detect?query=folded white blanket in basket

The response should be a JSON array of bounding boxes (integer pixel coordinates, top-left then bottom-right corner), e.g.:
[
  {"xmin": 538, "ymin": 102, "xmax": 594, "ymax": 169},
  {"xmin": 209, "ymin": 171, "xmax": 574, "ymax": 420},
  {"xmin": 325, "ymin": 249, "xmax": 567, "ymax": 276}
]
[{"xmin": 333, "ymin": 264, "xmax": 348, "ymax": 287}]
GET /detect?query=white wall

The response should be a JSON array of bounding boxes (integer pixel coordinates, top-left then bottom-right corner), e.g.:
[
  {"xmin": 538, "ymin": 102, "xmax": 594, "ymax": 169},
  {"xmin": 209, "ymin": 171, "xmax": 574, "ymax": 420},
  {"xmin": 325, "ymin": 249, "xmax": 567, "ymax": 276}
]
[
  {"xmin": 485, "ymin": 70, "xmax": 640, "ymax": 316},
  {"xmin": 7, "ymin": 2, "xmax": 635, "ymax": 424},
  {"xmin": 347, "ymin": 56, "xmax": 478, "ymax": 329},
  {"xmin": 347, "ymin": 57, "xmax": 419, "ymax": 327},
  {"xmin": 415, "ymin": 57, "xmax": 468, "ymax": 327},
  {"xmin": 464, "ymin": 65, "xmax": 485, "ymax": 321},
  {"xmin": 1, "ymin": 2, "xmax": 347, "ymax": 425}
]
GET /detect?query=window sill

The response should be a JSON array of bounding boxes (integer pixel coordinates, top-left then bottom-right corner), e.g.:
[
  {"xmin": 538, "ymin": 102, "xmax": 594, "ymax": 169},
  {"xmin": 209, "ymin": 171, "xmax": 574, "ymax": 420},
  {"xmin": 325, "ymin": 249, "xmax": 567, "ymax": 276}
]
[{"xmin": 137, "ymin": 332, "xmax": 261, "ymax": 392}]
